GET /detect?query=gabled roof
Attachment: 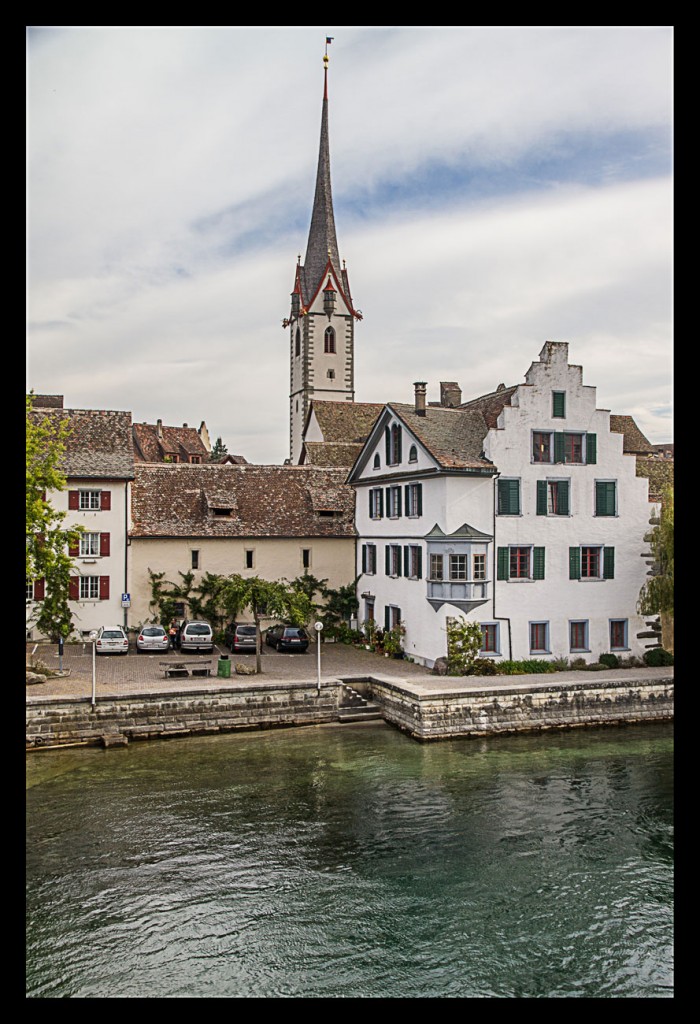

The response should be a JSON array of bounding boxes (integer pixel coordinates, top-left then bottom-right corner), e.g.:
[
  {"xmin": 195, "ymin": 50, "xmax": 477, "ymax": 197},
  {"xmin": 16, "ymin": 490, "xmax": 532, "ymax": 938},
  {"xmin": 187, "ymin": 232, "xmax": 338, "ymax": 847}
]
[
  {"xmin": 129, "ymin": 464, "xmax": 356, "ymax": 539},
  {"xmin": 28, "ymin": 406, "xmax": 134, "ymax": 480},
  {"xmin": 387, "ymin": 403, "xmax": 494, "ymax": 471},
  {"xmin": 425, "ymin": 522, "xmax": 493, "ymax": 542},
  {"xmin": 305, "ymin": 400, "xmax": 385, "ymax": 444},
  {"xmin": 609, "ymin": 415, "xmax": 656, "ymax": 455},
  {"xmin": 458, "ymin": 384, "xmax": 519, "ymax": 428},
  {"xmin": 133, "ymin": 421, "xmax": 210, "ymax": 463},
  {"xmin": 301, "ymin": 441, "xmax": 364, "ymax": 468}
]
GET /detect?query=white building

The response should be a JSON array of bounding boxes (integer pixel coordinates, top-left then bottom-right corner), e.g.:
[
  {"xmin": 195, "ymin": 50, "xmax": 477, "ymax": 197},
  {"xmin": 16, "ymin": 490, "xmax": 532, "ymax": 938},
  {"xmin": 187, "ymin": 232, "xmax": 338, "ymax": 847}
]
[{"xmin": 348, "ymin": 342, "xmax": 655, "ymax": 668}]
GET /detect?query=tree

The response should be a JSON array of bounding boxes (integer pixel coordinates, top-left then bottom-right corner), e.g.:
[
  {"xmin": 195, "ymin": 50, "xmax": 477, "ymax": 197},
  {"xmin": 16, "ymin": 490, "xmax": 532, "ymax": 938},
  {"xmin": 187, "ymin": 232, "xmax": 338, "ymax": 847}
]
[
  {"xmin": 208, "ymin": 437, "xmax": 229, "ymax": 462},
  {"xmin": 319, "ymin": 577, "xmax": 359, "ymax": 631},
  {"xmin": 638, "ymin": 484, "xmax": 674, "ymax": 651},
  {"xmin": 26, "ymin": 395, "xmax": 81, "ymax": 641},
  {"xmin": 220, "ymin": 575, "xmax": 313, "ymax": 674}
]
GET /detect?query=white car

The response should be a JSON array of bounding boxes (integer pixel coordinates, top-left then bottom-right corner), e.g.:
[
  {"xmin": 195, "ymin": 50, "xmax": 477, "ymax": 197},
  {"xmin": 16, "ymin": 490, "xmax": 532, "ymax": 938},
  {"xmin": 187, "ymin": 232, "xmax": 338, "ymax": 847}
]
[{"xmin": 95, "ymin": 625, "xmax": 129, "ymax": 655}]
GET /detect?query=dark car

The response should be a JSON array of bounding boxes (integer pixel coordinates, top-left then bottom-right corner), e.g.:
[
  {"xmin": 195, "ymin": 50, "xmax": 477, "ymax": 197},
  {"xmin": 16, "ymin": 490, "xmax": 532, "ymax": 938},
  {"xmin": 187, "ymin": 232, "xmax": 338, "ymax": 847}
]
[
  {"xmin": 224, "ymin": 622, "xmax": 260, "ymax": 654},
  {"xmin": 265, "ymin": 624, "xmax": 310, "ymax": 653}
]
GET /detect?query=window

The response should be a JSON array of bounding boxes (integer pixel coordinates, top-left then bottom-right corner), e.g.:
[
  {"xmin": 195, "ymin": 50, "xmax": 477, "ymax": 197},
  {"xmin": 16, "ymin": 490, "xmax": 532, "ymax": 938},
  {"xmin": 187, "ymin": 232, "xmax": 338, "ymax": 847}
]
[
  {"xmin": 530, "ymin": 622, "xmax": 550, "ymax": 654},
  {"xmin": 190, "ymin": 456, "xmax": 201, "ymax": 464},
  {"xmin": 569, "ymin": 545, "xmax": 614, "ymax": 580},
  {"xmin": 364, "ymin": 597, "xmax": 375, "ymax": 623},
  {"xmin": 327, "ymin": 369, "xmax": 335, "ymax": 379},
  {"xmin": 404, "ymin": 545, "xmax": 422, "ymax": 579},
  {"xmin": 408, "ymin": 445, "xmax": 418, "ymax": 463},
  {"xmin": 79, "ymin": 489, "xmax": 101, "ymax": 510},
  {"xmin": 385, "ymin": 544, "xmax": 402, "ymax": 577},
  {"xmin": 532, "ymin": 432, "xmax": 552, "ymax": 463},
  {"xmin": 324, "ymin": 327, "xmax": 336, "ymax": 353},
  {"xmin": 26, "ymin": 579, "xmax": 34, "ymax": 601},
  {"xmin": 386, "ymin": 423, "xmax": 402, "ymax": 466},
  {"xmin": 79, "ymin": 576, "xmax": 100, "ymax": 600},
  {"xmin": 480, "ymin": 623, "xmax": 499, "ymax": 654},
  {"xmin": 536, "ymin": 479, "xmax": 570, "ymax": 516},
  {"xmin": 473, "ymin": 554, "xmax": 486, "ymax": 580},
  {"xmin": 80, "ymin": 532, "xmax": 100, "ymax": 557},
  {"xmin": 387, "ymin": 486, "xmax": 402, "ymax": 519},
  {"xmin": 302, "ymin": 548, "xmax": 311, "ymax": 569},
  {"xmin": 405, "ymin": 482, "xmax": 422, "ymax": 517},
  {"xmin": 497, "ymin": 478, "xmax": 520, "ymax": 515},
  {"xmin": 27, "ymin": 578, "xmax": 45, "ymax": 601},
  {"xmin": 430, "ymin": 554, "xmax": 444, "ymax": 580},
  {"xmin": 570, "ymin": 620, "xmax": 589, "ymax": 652},
  {"xmin": 245, "ymin": 549, "xmax": 254, "ymax": 569},
  {"xmin": 595, "ymin": 480, "xmax": 617, "ymax": 517},
  {"xmin": 497, "ymin": 546, "xmax": 545, "ymax": 580},
  {"xmin": 295, "ymin": 328, "xmax": 301, "ymax": 357},
  {"xmin": 191, "ymin": 550, "xmax": 200, "ymax": 570},
  {"xmin": 362, "ymin": 543, "xmax": 377, "ymax": 575},
  {"xmin": 449, "ymin": 554, "xmax": 468, "ymax": 580},
  {"xmin": 369, "ymin": 488, "xmax": 383, "ymax": 520},
  {"xmin": 373, "ymin": 454, "xmax": 380, "ymax": 470},
  {"xmin": 561, "ymin": 432, "xmax": 583, "ymax": 464},
  {"xmin": 610, "ymin": 619, "xmax": 628, "ymax": 650},
  {"xmin": 552, "ymin": 391, "xmax": 566, "ymax": 418},
  {"xmin": 384, "ymin": 605, "xmax": 402, "ymax": 630}
]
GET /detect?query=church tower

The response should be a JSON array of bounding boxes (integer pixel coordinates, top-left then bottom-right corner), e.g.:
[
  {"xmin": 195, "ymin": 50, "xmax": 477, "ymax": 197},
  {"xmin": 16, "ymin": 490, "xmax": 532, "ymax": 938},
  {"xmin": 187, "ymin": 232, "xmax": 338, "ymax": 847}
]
[{"xmin": 286, "ymin": 42, "xmax": 362, "ymax": 463}]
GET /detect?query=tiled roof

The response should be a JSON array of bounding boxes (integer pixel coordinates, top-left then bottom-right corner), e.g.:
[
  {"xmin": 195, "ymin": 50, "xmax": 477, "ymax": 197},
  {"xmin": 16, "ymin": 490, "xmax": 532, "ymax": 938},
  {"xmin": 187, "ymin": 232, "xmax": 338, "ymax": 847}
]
[
  {"xmin": 388, "ymin": 403, "xmax": 493, "ymax": 470},
  {"xmin": 133, "ymin": 422, "xmax": 210, "ymax": 463},
  {"xmin": 459, "ymin": 385, "xmax": 519, "ymax": 428},
  {"xmin": 130, "ymin": 464, "xmax": 356, "ymax": 538},
  {"xmin": 309, "ymin": 401, "xmax": 385, "ymax": 443},
  {"xmin": 635, "ymin": 457, "xmax": 674, "ymax": 503},
  {"xmin": 28, "ymin": 407, "xmax": 134, "ymax": 479},
  {"xmin": 609, "ymin": 415, "xmax": 656, "ymax": 455},
  {"xmin": 302, "ymin": 441, "xmax": 364, "ymax": 468}
]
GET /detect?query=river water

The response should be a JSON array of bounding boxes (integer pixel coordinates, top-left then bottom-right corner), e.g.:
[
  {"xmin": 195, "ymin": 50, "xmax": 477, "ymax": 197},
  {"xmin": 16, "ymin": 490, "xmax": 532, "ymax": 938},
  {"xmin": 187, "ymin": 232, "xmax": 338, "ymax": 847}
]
[{"xmin": 26, "ymin": 721, "xmax": 673, "ymax": 999}]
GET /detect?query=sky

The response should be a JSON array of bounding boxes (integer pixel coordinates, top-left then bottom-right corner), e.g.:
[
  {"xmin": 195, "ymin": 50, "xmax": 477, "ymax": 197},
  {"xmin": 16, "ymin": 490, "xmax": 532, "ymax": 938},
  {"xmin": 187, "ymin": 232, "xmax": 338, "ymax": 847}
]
[{"xmin": 27, "ymin": 26, "xmax": 673, "ymax": 464}]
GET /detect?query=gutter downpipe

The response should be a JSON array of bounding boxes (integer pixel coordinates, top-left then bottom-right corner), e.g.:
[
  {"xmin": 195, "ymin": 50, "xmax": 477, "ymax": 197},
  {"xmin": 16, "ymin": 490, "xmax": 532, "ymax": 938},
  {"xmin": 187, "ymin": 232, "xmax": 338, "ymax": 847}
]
[
  {"xmin": 124, "ymin": 481, "xmax": 130, "ymax": 634},
  {"xmin": 491, "ymin": 472, "xmax": 512, "ymax": 660}
]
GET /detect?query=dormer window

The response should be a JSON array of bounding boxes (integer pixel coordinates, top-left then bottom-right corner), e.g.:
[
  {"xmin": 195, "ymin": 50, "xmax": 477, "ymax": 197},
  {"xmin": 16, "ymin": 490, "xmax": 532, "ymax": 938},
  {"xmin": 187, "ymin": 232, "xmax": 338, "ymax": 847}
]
[
  {"xmin": 190, "ymin": 456, "xmax": 201, "ymax": 464},
  {"xmin": 211, "ymin": 506, "xmax": 233, "ymax": 517}
]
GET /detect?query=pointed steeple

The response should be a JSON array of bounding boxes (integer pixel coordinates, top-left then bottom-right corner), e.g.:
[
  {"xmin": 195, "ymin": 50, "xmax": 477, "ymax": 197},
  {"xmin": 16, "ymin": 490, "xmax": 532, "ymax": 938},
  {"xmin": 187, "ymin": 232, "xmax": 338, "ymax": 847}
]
[{"xmin": 302, "ymin": 48, "xmax": 341, "ymax": 303}]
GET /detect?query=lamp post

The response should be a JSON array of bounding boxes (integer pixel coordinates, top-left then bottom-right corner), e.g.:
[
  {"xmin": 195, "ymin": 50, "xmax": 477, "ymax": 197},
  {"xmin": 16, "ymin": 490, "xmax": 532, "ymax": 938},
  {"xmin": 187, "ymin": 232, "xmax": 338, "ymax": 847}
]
[
  {"xmin": 89, "ymin": 630, "xmax": 97, "ymax": 708},
  {"xmin": 314, "ymin": 621, "xmax": 324, "ymax": 696}
]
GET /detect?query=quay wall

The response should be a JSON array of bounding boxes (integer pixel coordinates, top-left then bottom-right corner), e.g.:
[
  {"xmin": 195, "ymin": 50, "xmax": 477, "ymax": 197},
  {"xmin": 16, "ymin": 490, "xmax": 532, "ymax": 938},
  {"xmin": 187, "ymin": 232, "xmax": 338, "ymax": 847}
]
[{"xmin": 368, "ymin": 676, "xmax": 674, "ymax": 742}]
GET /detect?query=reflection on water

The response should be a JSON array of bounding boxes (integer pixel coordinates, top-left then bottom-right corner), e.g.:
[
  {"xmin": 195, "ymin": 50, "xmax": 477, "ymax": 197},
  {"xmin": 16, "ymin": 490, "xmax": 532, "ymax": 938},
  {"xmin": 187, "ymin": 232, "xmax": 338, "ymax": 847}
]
[{"xmin": 26, "ymin": 722, "xmax": 673, "ymax": 998}]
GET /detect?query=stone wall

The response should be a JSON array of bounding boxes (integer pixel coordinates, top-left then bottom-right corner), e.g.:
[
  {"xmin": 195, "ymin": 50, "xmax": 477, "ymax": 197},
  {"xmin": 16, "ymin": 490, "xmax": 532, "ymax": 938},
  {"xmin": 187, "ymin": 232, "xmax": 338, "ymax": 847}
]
[{"xmin": 368, "ymin": 675, "xmax": 674, "ymax": 741}]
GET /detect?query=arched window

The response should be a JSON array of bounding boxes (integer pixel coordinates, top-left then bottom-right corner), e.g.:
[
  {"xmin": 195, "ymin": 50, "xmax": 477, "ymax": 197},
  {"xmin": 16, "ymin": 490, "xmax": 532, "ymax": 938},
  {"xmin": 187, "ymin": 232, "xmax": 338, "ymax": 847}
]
[
  {"xmin": 373, "ymin": 453, "xmax": 380, "ymax": 470},
  {"xmin": 295, "ymin": 328, "xmax": 301, "ymax": 357},
  {"xmin": 408, "ymin": 445, "xmax": 418, "ymax": 463},
  {"xmin": 386, "ymin": 423, "xmax": 402, "ymax": 465},
  {"xmin": 324, "ymin": 327, "xmax": 336, "ymax": 353}
]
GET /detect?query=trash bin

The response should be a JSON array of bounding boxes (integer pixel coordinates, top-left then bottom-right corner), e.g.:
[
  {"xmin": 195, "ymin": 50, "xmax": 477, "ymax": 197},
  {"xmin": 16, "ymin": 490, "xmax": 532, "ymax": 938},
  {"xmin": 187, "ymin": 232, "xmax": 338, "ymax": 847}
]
[{"xmin": 217, "ymin": 655, "xmax": 231, "ymax": 678}]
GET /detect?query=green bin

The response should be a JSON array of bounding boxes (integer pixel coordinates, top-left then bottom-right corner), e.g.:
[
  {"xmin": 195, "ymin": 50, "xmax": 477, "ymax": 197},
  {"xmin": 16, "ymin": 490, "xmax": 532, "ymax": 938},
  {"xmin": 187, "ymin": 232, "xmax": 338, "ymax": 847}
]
[{"xmin": 217, "ymin": 655, "xmax": 231, "ymax": 678}]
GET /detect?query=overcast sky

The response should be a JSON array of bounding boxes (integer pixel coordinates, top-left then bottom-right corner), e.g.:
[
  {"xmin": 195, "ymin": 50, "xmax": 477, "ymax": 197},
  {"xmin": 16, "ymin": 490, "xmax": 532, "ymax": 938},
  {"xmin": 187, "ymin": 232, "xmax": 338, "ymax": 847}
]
[{"xmin": 27, "ymin": 26, "xmax": 673, "ymax": 463}]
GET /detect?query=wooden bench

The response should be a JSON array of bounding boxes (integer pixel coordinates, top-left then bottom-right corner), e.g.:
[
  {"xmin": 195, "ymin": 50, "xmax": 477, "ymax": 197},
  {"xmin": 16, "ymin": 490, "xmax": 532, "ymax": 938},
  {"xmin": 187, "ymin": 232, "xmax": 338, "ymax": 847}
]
[{"xmin": 159, "ymin": 661, "xmax": 213, "ymax": 679}]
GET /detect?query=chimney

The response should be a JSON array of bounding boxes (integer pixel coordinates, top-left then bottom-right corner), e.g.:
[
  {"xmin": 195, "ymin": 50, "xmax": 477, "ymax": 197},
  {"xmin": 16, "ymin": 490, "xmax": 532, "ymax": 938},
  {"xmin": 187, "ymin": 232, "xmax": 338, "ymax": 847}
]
[
  {"xmin": 440, "ymin": 382, "xmax": 462, "ymax": 408},
  {"xmin": 414, "ymin": 381, "xmax": 427, "ymax": 416},
  {"xmin": 156, "ymin": 418, "xmax": 163, "ymax": 440}
]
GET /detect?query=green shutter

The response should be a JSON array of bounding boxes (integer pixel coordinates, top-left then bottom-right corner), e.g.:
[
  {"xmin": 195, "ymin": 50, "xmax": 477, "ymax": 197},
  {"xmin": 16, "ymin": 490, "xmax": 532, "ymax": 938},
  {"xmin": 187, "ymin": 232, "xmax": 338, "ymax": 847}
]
[
  {"xmin": 536, "ymin": 480, "xmax": 547, "ymax": 515},
  {"xmin": 385, "ymin": 487, "xmax": 391, "ymax": 515},
  {"xmin": 417, "ymin": 483, "xmax": 423, "ymax": 516},
  {"xmin": 586, "ymin": 433, "xmax": 597, "ymax": 464},
  {"xmin": 396, "ymin": 487, "xmax": 402, "ymax": 517},
  {"xmin": 498, "ymin": 479, "xmax": 520, "ymax": 515},
  {"xmin": 596, "ymin": 481, "xmax": 615, "ymax": 516},
  {"xmin": 603, "ymin": 547, "xmax": 615, "ymax": 579},
  {"xmin": 552, "ymin": 391, "xmax": 566, "ymax": 418},
  {"xmin": 385, "ymin": 545, "xmax": 391, "ymax": 575},
  {"xmin": 405, "ymin": 484, "xmax": 410, "ymax": 513},
  {"xmin": 396, "ymin": 546, "xmax": 402, "ymax": 577},
  {"xmin": 533, "ymin": 547, "xmax": 545, "ymax": 580},
  {"xmin": 417, "ymin": 547, "xmax": 422, "ymax": 579},
  {"xmin": 369, "ymin": 490, "xmax": 373, "ymax": 517},
  {"xmin": 385, "ymin": 427, "xmax": 391, "ymax": 463},
  {"xmin": 396, "ymin": 427, "xmax": 402, "ymax": 464},
  {"xmin": 385, "ymin": 606, "xmax": 390, "ymax": 631},
  {"xmin": 558, "ymin": 480, "xmax": 570, "ymax": 516},
  {"xmin": 362, "ymin": 545, "xmax": 367, "ymax": 573},
  {"xmin": 569, "ymin": 547, "xmax": 581, "ymax": 580},
  {"xmin": 497, "ymin": 547, "xmax": 509, "ymax": 580},
  {"xmin": 554, "ymin": 432, "xmax": 565, "ymax": 464},
  {"xmin": 378, "ymin": 489, "xmax": 383, "ymax": 517},
  {"xmin": 403, "ymin": 546, "xmax": 409, "ymax": 577}
]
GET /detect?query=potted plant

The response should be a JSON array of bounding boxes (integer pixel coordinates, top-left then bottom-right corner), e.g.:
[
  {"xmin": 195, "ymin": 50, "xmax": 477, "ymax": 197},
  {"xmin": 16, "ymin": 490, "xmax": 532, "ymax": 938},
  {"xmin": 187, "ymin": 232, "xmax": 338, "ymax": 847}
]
[{"xmin": 383, "ymin": 621, "xmax": 406, "ymax": 659}]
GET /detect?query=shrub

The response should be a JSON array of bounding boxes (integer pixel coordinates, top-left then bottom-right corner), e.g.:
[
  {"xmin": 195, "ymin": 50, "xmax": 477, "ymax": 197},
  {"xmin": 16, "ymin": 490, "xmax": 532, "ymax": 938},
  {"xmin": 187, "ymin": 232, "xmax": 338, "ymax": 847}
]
[
  {"xmin": 446, "ymin": 617, "xmax": 484, "ymax": 675},
  {"xmin": 643, "ymin": 648, "xmax": 674, "ymax": 667},
  {"xmin": 550, "ymin": 657, "xmax": 571, "ymax": 672},
  {"xmin": 570, "ymin": 657, "xmax": 588, "ymax": 670},
  {"xmin": 598, "ymin": 653, "xmax": 620, "ymax": 669},
  {"xmin": 495, "ymin": 659, "xmax": 558, "ymax": 675}
]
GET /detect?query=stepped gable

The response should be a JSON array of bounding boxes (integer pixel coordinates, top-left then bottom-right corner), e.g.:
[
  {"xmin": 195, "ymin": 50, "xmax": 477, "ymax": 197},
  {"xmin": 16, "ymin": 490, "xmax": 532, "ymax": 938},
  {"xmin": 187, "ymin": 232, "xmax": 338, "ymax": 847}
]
[{"xmin": 130, "ymin": 464, "xmax": 356, "ymax": 538}]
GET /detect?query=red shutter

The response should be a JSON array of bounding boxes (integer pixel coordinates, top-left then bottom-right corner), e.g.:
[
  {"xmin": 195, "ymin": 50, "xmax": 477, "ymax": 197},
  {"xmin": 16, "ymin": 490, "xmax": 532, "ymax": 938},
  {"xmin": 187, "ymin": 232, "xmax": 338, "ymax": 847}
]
[
  {"xmin": 69, "ymin": 538, "xmax": 79, "ymax": 557},
  {"xmin": 69, "ymin": 576, "xmax": 79, "ymax": 600},
  {"xmin": 34, "ymin": 578, "xmax": 45, "ymax": 601},
  {"xmin": 100, "ymin": 491, "xmax": 111, "ymax": 510},
  {"xmin": 68, "ymin": 490, "xmax": 79, "ymax": 510},
  {"xmin": 100, "ymin": 532, "xmax": 110, "ymax": 556},
  {"xmin": 99, "ymin": 576, "xmax": 110, "ymax": 600}
]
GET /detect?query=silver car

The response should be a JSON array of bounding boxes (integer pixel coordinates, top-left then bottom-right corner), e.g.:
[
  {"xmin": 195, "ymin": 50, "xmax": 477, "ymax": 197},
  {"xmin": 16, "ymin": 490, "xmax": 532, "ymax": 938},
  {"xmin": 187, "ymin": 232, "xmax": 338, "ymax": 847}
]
[
  {"xmin": 178, "ymin": 620, "xmax": 214, "ymax": 653},
  {"xmin": 136, "ymin": 625, "xmax": 170, "ymax": 654},
  {"xmin": 95, "ymin": 625, "xmax": 129, "ymax": 655}
]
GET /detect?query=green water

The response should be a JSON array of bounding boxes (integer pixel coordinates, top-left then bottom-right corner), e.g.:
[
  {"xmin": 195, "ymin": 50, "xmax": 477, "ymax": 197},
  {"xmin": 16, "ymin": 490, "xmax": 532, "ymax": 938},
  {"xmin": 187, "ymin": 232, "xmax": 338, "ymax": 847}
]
[{"xmin": 26, "ymin": 722, "xmax": 673, "ymax": 998}]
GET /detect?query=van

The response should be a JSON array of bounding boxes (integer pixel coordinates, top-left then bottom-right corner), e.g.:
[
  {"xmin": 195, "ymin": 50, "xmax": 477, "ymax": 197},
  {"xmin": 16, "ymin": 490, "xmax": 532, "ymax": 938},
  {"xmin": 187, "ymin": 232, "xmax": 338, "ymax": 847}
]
[{"xmin": 178, "ymin": 620, "xmax": 214, "ymax": 653}]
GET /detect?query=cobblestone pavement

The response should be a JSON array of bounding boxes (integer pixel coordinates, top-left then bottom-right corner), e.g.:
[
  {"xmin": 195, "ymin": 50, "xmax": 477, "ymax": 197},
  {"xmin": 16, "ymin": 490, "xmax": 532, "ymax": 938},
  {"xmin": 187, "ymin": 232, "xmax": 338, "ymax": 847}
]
[{"xmin": 26, "ymin": 640, "xmax": 672, "ymax": 700}]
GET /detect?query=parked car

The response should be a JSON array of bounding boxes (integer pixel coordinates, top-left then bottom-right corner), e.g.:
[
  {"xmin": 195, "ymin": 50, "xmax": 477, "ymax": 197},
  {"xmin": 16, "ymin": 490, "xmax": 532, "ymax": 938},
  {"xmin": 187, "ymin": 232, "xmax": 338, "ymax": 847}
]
[
  {"xmin": 95, "ymin": 625, "xmax": 129, "ymax": 655},
  {"xmin": 178, "ymin": 620, "xmax": 214, "ymax": 653},
  {"xmin": 265, "ymin": 624, "xmax": 310, "ymax": 653},
  {"xmin": 136, "ymin": 624, "xmax": 170, "ymax": 654},
  {"xmin": 224, "ymin": 622, "xmax": 260, "ymax": 654}
]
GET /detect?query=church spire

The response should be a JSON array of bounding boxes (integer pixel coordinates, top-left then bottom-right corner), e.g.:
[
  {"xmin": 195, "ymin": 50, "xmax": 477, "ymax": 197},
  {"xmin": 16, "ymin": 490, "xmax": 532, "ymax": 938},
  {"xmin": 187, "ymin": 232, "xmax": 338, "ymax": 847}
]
[{"xmin": 302, "ymin": 42, "xmax": 341, "ymax": 305}]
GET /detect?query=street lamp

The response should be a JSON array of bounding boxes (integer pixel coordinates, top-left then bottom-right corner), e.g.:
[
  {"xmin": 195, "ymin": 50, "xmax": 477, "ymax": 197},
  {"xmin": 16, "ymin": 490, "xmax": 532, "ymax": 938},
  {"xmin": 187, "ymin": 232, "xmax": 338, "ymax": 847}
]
[{"xmin": 314, "ymin": 621, "xmax": 324, "ymax": 696}]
